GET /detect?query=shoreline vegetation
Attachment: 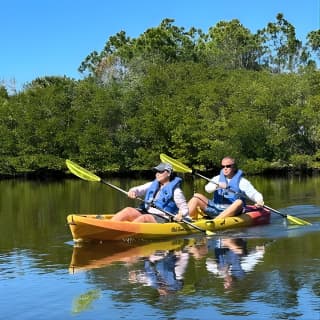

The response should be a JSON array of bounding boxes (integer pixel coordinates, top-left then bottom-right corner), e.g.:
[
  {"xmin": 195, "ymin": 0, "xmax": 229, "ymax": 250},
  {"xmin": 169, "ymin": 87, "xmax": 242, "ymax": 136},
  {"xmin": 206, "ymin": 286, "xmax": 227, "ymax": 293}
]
[
  {"xmin": 1, "ymin": 14, "xmax": 320, "ymax": 179},
  {"xmin": 1, "ymin": 164, "xmax": 319, "ymax": 181}
]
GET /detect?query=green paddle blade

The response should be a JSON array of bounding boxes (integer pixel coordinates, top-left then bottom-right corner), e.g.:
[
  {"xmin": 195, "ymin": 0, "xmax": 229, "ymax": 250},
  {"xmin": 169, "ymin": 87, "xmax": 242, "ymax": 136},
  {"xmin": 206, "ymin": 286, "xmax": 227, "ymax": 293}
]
[
  {"xmin": 66, "ymin": 159, "xmax": 101, "ymax": 182},
  {"xmin": 287, "ymin": 214, "xmax": 312, "ymax": 226},
  {"xmin": 160, "ymin": 154, "xmax": 192, "ymax": 173},
  {"xmin": 264, "ymin": 205, "xmax": 311, "ymax": 226}
]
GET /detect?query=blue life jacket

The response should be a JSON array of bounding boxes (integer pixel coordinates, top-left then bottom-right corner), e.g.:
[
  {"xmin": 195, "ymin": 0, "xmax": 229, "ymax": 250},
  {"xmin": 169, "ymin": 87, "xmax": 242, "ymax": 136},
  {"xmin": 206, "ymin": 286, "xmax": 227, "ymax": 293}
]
[
  {"xmin": 213, "ymin": 169, "xmax": 246, "ymax": 205},
  {"xmin": 143, "ymin": 177, "xmax": 182, "ymax": 214}
]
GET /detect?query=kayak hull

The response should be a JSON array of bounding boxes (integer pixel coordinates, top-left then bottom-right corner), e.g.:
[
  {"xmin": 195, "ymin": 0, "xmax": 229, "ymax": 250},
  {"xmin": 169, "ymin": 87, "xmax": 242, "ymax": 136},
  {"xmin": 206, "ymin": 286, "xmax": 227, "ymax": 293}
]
[{"xmin": 67, "ymin": 206, "xmax": 271, "ymax": 242}]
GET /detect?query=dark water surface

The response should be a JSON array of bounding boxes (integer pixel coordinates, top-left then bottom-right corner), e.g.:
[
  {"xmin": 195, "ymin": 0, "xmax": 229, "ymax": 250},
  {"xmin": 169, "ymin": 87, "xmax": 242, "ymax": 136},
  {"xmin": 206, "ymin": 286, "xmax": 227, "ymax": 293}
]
[{"xmin": 0, "ymin": 176, "xmax": 319, "ymax": 320}]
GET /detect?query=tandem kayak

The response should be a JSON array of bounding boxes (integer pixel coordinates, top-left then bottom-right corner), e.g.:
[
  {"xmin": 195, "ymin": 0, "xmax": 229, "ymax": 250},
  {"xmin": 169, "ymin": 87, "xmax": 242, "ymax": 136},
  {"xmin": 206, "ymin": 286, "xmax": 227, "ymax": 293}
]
[{"xmin": 67, "ymin": 205, "xmax": 271, "ymax": 242}]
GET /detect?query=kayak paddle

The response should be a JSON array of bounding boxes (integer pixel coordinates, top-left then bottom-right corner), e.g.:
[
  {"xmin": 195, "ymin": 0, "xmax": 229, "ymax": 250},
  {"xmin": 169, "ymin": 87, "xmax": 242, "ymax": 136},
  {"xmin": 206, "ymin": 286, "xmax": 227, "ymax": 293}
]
[
  {"xmin": 160, "ymin": 154, "xmax": 311, "ymax": 226},
  {"xmin": 263, "ymin": 205, "xmax": 311, "ymax": 226},
  {"xmin": 65, "ymin": 159, "xmax": 214, "ymax": 235},
  {"xmin": 160, "ymin": 153, "xmax": 213, "ymax": 183}
]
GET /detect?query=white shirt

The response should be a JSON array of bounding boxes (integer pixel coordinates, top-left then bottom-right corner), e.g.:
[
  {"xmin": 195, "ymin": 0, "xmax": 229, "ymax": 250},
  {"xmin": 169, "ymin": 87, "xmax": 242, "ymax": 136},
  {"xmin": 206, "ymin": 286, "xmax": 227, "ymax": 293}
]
[{"xmin": 205, "ymin": 175, "xmax": 263, "ymax": 203}]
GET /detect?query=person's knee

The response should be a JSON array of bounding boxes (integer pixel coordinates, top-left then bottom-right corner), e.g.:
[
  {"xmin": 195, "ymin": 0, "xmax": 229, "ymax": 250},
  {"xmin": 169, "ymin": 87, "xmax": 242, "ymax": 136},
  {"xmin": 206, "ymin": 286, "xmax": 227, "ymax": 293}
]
[
  {"xmin": 132, "ymin": 216, "xmax": 143, "ymax": 222},
  {"xmin": 234, "ymin": 199, "xmax": 243, "ymax": 208},
  {"xmin": 134, "ymin": 214, "xmax": 155, "ymax": 223},
  {"xmin": 112, "ymin": 207, "xmax": 139, "ymax": 221},
  {"xmin": 232, "ymin": 200, "xmax": 244, "ymax": 215},
  {"xmin": 189, "ymin": 194, "xmax": 202, "ymax": 204}
]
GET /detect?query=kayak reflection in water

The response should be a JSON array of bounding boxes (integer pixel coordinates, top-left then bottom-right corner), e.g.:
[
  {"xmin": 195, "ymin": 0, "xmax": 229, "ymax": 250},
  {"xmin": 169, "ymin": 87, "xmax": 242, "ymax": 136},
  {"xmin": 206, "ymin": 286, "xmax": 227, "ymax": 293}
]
[
  {"xmin": 206, "ymin": 238, "xmax": 265, "ymax": 289},
  {"xmin": 128, "ymin": 248, "xmax": 189, "ymax": 296}
]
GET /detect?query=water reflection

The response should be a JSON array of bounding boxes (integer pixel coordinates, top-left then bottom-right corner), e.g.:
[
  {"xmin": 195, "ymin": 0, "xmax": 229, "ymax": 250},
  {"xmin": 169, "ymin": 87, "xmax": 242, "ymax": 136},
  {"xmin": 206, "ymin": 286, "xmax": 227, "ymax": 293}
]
[
  {"xmin": 71, "ymin": 289, "xmax": 101, "ymax": 315},
  {"xmin": 69, "ymin": 238, "xmax": 194, "ymax": 274},
  {"xmin": 68, "ymin": 229, "xmax": 319, "ymax": 315},
  {"xmin": 206, "ymin": 238, "xmax": 266, "ymax": 289},
  {"xmin": 69, "ymin": 236, "xmax": 269, "ymax": 297},
  {"xmin": 1, "ymin": 178, "xmax": 320, "ymax": 319},
  {"xmin": 128, "ymin": 247, "xmax": 188, "ymax": 296},
  {"xmin": 67, "ymin": 229, "xmax": 320, "ymax": 317}
]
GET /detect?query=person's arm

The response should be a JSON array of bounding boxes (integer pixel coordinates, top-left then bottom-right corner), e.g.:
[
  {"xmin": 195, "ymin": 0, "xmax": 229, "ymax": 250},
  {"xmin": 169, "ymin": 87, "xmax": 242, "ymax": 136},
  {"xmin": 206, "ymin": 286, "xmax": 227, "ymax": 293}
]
[
  {"xmin": 204, "ymin": 176, "xmax": 220, "ymax": 193},
  {"xmin": 239, "ymin": 178, "xmax": 264, "ymax": 206},
  {"xmin": 173, "ymin": 187, "xmax": 189, "ymax": 218},
  {"xmin": 128, "ymin": 182, "xmax": 152, "ymax": 198}
]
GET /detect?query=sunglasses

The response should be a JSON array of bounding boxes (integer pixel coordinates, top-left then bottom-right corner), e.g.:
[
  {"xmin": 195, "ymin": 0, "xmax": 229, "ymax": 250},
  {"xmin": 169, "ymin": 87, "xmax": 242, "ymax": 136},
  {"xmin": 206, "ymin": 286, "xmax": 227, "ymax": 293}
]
[
  {"xmin": 156, "ymin": 170, "xmax": 166, "ymax": 174},
  {"xmin": 221, "ymin": 164, "xmax": 234, "ymax": 169}
]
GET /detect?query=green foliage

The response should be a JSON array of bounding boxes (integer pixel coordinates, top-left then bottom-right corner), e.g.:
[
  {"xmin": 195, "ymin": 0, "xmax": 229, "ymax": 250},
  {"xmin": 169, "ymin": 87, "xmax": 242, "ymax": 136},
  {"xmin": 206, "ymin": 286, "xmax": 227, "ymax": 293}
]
[
  {"xmin": 0, "ymin": 85, "xmax": 9, "ymax": 99},
  {"xmin": 257, "ymin": 13, "xmax": 304, "ymax": 72},
  {"xmin": 307, "ymin": 30, "xmax": 320, "ymax": 60},
  {"xmin": 205, "ymin": 19, "xmax": 262, "ymax": 70},
  {"xmin": 0, "ymin": 155, "xmax": 64, "ymax": 175},
  {"xmin": 1, "ymin": 14, "xmax": 320, "ymax": 176},
  {"xmin": 313, "ymin": 150, "xmax": 320, "ymax": 169},
  {"xmin": 289, "ymin": 154, "xmax": 314, "ymax": 170},
  {"xmin": 241, "ymin": 158, "xmax": 271, "ymax": 174}
]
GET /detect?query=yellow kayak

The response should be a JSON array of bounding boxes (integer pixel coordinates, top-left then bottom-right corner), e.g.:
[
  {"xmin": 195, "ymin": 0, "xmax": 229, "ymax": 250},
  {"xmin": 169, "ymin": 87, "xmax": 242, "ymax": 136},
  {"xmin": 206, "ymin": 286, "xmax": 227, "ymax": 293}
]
[{"xmin": 67, "ymin": 205, "xmax": 270, "ymax": 242}]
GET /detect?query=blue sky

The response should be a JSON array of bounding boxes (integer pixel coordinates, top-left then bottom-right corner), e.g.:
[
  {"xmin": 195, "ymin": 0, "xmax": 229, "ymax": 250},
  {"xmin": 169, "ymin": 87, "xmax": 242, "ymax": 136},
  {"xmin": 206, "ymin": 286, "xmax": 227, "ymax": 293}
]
[{"xmin": 1, "ymin": 0, "xmax": 319, "ymax": 91}]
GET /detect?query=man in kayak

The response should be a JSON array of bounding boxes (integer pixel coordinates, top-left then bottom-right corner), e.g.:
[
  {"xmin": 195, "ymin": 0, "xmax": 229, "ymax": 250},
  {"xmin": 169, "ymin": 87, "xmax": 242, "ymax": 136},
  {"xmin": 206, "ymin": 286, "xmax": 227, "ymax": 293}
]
[
  {"xmin": 111, "ymin": 162, "xmax": 190, "ymax": 222},
  {"xmin": 188, "ymin": 156, "xmax": 264, "ymax": 219}
]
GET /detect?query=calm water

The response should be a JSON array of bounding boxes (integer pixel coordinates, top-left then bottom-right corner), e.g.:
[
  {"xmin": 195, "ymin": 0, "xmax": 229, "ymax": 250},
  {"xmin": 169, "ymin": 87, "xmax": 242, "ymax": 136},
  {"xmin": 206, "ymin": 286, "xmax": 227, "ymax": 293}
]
[{"xmin": 0, "ymin": 175, "xmax": 320, "ymax": 320}]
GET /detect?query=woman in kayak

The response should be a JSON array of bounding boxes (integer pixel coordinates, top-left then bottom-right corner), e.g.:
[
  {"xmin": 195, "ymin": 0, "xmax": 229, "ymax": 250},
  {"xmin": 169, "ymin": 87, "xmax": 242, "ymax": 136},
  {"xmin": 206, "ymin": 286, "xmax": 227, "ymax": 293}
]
[
  {"xmin": 188, "ymin": 156, "xmax": 264, "ymax": 219},
  {"xmin": 111, "ymin": 162, "xmax": 190, "ymax": 223}
]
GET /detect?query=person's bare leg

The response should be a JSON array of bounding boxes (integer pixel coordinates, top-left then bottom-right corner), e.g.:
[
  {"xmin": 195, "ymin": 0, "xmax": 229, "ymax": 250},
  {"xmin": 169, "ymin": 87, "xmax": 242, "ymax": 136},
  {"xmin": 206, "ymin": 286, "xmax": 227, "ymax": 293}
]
[
  {"xmin": 188, "ymin": 193, "xmax": 209, "ymax": 219},
  {"xmin": 215, "ymin": 199, "xmax": 243, "ymax": 219},
  {"xmin": 133, "ymin": 214, "xmax": 157, "ymax": 223},
  {"xmin": 110, "ymin": 207, "xmax": 142, "ymax": 221}
]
